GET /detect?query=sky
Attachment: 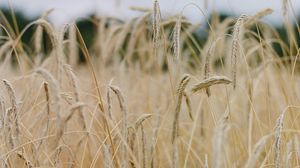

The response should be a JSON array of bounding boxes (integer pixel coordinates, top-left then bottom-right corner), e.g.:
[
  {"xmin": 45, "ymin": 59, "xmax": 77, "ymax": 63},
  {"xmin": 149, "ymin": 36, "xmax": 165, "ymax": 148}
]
[{"xmin": 0, "ymin": 0, "xmax": 300, "ymax": 26}]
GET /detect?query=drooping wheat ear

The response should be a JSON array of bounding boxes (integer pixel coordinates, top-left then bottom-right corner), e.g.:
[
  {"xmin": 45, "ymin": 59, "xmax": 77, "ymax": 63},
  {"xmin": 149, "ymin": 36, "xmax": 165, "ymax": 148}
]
[
  {"xmin": 3, "ymin": 79, "xmax": 19, "ymax": 148},
  {"xmin": 245, "ymin": 136, "xmax": 269, "ymax": 168},
  {"xmin": 64, "ymin": 64, "xmax": 86, "ymax": 130},
  {"xmin": 153, "ymin": 0, "xmax": 161, "ymax": 66},
  {"xmin": 35, "ymin": 19, "xmax": 57, "ymax": 50},
  {"xmin": 135, "ymin": 114, "xmax": 152, "ymax": 130},
  {"xmin": 64, "ymin": 102, "xmax": 86, "ymax": 124},
  {"xmin": 231, "ymin": 14, "xmax": 247, "ymax": 89},
  {"xmin": 172, "ymin": 74, "xmax": 191, "ymax": 143},
  {"xmin": 35, "ymin": 19, "xmax": 62, "ymax": 71},
  {"xmin": 275, "ymin": 112, "xmax": 285, "ymax": 168},
  {"xmin": 35, "ymin": 68, "xmax": 60, "ymax": 112},
  {"xmin": 36, "ymin": 19, "xmax": 64, "ymax": 81},
  {"xmin": 173, "ymin": 16, "xmax": 182, "ymax": 62},
  {"xmin": 204, "ymin": 45, "xmax": 214, "ymax": 96},
  {"xmin": 244, "ymin": 8, "xmax": 273, "ymax": 28},
  {"xmin": 213, "ymin": 123, "xmax": 230, "ymax": 168},
  {"xmin": 128, "ymin": 114, "xmax": 152, "ymax": 167},
  {"xmin": 137, "ymin": 114, "xmax": 152, "ymax": 168},
  {"xmin": 151, "ymin": 109, "xmax": 162, "ymax": 168},
  {"xmin": 35, "ymin": 68, "xmax": 62, "ymax": 147},
  {"xmin": 191, "ymin": 76, "xmax": 232, "ymax": 93},
  {"xmin": 171, "ymin": 75, "xmax": 190, "ymax": 168},
  {"xmin": 34, "ymin": 9, "xmax": 53, "ymax": 56},
  {"xmin": 68, "ymin": 24, "xmax": 78, "ymax": 66},
  {"xmin": 109, "ymin": 85, "xmax": 128, "ymax": 168}
]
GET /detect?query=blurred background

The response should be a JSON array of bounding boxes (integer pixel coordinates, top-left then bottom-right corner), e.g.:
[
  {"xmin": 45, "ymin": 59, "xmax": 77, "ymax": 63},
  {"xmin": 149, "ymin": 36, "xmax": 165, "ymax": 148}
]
[
  {"xmin": 1, "ymin": 0, "xmax": 299, "ymax": 61},
  {"xmin": 1, "ymin": 0, "xmax": 300, "ymax": 26}
]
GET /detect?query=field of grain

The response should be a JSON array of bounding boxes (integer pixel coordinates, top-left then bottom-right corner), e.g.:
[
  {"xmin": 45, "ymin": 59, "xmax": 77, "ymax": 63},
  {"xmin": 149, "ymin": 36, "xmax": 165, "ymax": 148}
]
[{"xmin": 0, "ymin": 1, "xmax": 300, "ymax": 167}]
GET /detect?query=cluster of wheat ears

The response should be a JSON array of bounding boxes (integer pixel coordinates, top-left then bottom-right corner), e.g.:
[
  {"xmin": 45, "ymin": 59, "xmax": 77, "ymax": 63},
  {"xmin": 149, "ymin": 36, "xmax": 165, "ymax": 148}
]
[{"xmin": 0, "ymin": 0, "xmax": 300, "ymax": 167}]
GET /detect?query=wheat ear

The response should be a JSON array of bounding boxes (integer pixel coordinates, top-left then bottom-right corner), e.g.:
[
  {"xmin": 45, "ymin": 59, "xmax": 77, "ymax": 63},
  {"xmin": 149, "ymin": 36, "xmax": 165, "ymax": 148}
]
[
  {"xmin": 3, "ymin": 79, "xmax": 19, "ymax": 149},
  {"xmin": 191, "ymin": 76, "xmax": 232, "ymax": 93},
  {"xmin": 231, "ymin": 14, "xmax": 247, "ymax": 89},
  {"xmin": 109, "ymin": 85, "xmax": 128, "ymax": 168}
]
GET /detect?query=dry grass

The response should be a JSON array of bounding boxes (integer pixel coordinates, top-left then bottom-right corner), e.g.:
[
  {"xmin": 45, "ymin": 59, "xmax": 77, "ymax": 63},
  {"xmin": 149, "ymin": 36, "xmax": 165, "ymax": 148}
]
[{"xmin": 0, "ymin": 1, "xmax": 300, "ymax": 167}]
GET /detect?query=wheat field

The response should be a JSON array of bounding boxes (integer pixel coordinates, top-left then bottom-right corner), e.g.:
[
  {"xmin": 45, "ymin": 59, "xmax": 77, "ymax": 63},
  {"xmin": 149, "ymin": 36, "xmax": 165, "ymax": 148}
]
[{"xmin": 0, "ymin": 1, "xmax": 300, "ymax": 167}]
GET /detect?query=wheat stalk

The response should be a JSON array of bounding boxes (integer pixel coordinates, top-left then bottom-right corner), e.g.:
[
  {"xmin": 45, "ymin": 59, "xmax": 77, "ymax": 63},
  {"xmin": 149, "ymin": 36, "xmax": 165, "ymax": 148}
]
[
  {"xmin": 150, "ymin": 109, "xmax": 161, "ymax": 168},
  {"xmin": 204, "ymin": 154, "xmax": 208, "ymax": 168},
  {"xmin": 103, "ymin": 144, "xmax": 113, "ymax": 168},
  {"xmin": 172, "ymin": 138, "xmax": 179, "ymax": 168},
  {"xmin": 285, "ymin": 139, "xmax": 293, "ymax": 168},
  {"xmin": 245, "ymin": 136, "xmax": 269, "ymax": 168},
  {"xmin": 213, "ymin": 123, "xmax": 230, "ymax": 168},
  {"xmin": 106, "ymin": 79, "xmax": 115, "ymax": 121},
  {"xmin": 0, "ymin": 96, "xmax": 5, "ymax": 130},
  {"xmin": 36, "ymin": 82, "xmax": 51, "ymax": 150},
  {"xmin": 183, "ymin": 91, "xmax": 193, "ymax": 121},
  {"xmin": 141, "ymin": 124, "xmax": 147, "ymax": 168}
]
